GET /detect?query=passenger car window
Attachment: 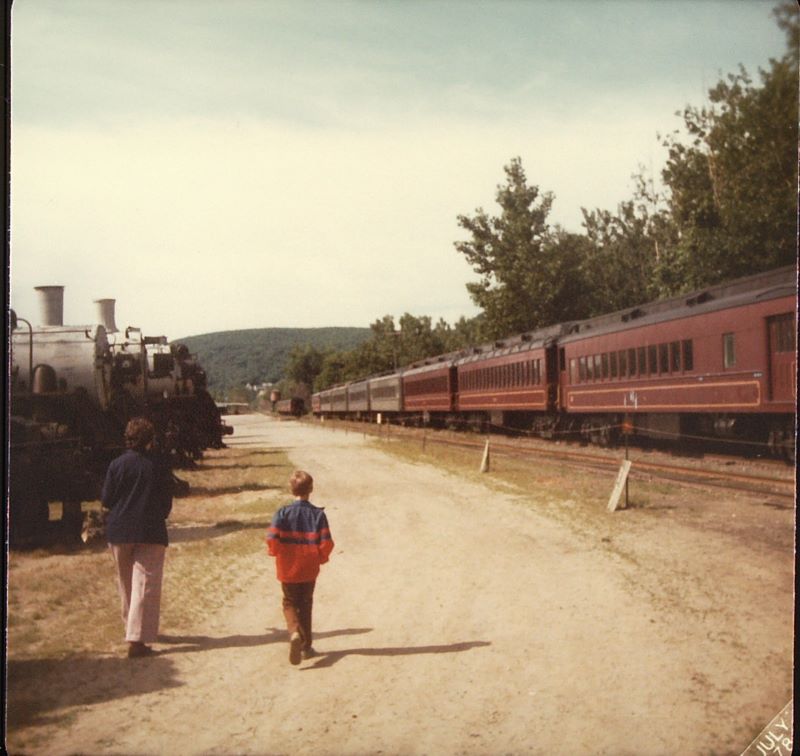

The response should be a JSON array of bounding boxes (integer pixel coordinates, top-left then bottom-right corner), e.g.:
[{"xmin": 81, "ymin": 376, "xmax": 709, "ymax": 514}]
[
  {"xmin": 647, "ymin": 345, "xmax": 657, "ymax": 375},
  {"xmin": 723, "ymin": 333, "xmax": 736, "ymax": 368},
  {"xmin": 682, "ymin": 340, "xmax": 693, "ymax": 371},
  {"xmin": 637, "ymin": 347, "xmax": 646, "ymax": 376},
  {"xmin": 670, "ymin": 341, "xmax": 680, "ymax": 372},
  {"xmin": 659, "ymin": 343, "xmax": 669, "ymax": 373}
]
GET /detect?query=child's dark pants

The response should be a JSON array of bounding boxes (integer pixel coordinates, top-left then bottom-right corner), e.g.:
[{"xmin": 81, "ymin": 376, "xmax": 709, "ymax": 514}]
[{"xmin": 281, "ymin": 581, "xmax": 316, "ymax": 649}]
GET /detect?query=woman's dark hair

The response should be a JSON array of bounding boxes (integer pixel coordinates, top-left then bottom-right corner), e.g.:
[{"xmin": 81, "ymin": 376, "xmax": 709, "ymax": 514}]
[{"xmin": 125, "ymin": 417, "xmax": 156, "ymax": 451}]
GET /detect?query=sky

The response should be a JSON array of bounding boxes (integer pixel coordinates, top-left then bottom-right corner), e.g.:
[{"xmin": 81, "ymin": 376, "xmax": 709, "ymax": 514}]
[{"xmin": 8, "ymin": 0, "xmax": 789, "ymax": 339}]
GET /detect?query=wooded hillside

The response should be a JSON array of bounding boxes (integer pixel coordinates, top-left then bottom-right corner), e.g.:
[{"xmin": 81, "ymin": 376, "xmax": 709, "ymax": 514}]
[{"xmin": 176, "ymin": 327, "xmax": 370, "ymax": 398}]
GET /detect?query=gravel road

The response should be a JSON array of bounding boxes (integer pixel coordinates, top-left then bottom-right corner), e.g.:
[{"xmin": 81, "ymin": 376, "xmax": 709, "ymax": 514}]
[{"xmin": 29, "ymin": 413, "xmax": 794, "ymax": 755}]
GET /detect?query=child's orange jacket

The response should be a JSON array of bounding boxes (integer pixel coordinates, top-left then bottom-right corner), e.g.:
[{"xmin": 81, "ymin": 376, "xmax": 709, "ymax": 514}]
[{"xmin": 266, "ymin": 499, "xmax": 334, "ymax": 583}]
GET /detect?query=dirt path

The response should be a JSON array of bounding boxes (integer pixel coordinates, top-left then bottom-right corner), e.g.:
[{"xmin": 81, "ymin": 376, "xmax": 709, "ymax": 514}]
[{"xmin": 29, "ymin": 414, "xmax": 793, "ymax": 755}]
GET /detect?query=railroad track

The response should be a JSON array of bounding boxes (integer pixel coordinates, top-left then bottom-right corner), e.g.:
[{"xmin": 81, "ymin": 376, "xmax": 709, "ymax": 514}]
[{"xmin": 316, "ymin": 418, "xmax": 796, "ymax": 502}]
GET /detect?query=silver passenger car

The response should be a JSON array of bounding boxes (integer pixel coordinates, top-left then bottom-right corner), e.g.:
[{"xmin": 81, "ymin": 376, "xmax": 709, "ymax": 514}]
[
  {"xmin": 368, "ymin": 371, "xmax": 403, "ymax": 414},
  {"xmin": 347, "ymin": 379, "xmax": 370, "ymax": 414}
]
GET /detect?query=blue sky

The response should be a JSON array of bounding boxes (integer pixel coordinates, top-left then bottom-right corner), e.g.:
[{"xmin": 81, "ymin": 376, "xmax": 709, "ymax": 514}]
[{"xmin": 9, "ymin": 0, "xmax": 789, "ymax": 338}]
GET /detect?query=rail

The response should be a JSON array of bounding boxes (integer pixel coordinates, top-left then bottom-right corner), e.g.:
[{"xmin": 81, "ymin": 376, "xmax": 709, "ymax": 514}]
[{"xmin": 312, "ymin": 417, "xmax": 796, "ymax": 502}]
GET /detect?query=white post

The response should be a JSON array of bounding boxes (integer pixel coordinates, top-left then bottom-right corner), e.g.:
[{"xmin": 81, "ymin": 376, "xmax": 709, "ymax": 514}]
[
  {"xmin": 607, "ymin": 460, "xmax": 632, "ymax": 511},
  {"xmin": 480, "ymin": 438, "xmax": 490, "ymax": 473}
]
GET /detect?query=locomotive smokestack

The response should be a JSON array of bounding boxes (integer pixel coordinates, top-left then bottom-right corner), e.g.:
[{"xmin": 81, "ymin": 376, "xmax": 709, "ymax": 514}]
[
  {"xmin": 94, "ymin": 298, "xmax": 118, "ymax": 333},
  {"xmin": 34, "ymin": 285, "xmax": 65, "ymax": 326}
]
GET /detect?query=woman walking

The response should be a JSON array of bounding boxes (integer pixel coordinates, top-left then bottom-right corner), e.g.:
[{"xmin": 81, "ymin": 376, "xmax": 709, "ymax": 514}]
[{"xmin": 102, "ymin": 417, "xmax": 173, "ymax": 658}]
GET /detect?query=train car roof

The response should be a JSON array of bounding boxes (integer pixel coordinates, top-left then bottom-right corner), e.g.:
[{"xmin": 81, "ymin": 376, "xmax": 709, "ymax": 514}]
[
  {"xmin": 369, "ymin": 370, "xmax": 403, "ymax": 382},
  {"xmin": 402, "ymin": 350, "xmax": 464, "ymax": 376},
  {"xmin": 317, "ymin": 384, "xmax": 348, "ymax": 395},
  {"xmin": 558, "ymin": 265, "xmax": 797, "ymax": 345},
  {"xmin": 455, "ymin": 322, "xmax": 571, "ymax": 365}
]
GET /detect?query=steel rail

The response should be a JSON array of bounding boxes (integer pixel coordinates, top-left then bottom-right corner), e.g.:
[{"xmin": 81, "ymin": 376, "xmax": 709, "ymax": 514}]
[{"xmin": 320, "ymin": 418, "xmax": 796, "ymax": 500}]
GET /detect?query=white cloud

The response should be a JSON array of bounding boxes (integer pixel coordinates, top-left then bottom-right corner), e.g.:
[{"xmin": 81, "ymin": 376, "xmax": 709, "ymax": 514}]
[
  {"xmin": 10, "ymin": 95, "xmax": 676, "ymax": 338},
  {"xmin": 9, "ymin": 0, "xmax": 786, "ymax": 340}
]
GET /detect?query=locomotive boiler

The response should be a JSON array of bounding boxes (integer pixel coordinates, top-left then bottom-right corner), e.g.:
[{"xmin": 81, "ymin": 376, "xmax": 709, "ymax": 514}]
[{"xmin": 8, "ymin": 285, "xmax": 232, "ymax": 546}]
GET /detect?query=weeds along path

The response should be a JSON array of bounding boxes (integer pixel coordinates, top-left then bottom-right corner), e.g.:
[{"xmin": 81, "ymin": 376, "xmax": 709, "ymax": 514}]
[{"xmin": 17, "ymin": 414, "xmax": 793, "ymax": 756}]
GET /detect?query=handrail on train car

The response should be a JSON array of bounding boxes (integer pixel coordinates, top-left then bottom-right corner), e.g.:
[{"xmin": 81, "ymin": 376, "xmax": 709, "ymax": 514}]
[{"xmin": 11, "ymin": 313, "xmax": 34, "ymax": 397}]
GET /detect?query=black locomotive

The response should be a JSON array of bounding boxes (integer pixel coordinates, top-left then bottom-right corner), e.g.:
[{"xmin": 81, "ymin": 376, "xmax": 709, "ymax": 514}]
[{"xmin": 8, "ymin": 286, "xmax": 232, "ymax": 545}]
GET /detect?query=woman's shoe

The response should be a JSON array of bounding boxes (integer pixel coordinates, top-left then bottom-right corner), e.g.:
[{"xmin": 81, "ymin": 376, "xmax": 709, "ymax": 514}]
[{"xmin": 128, "ymin": 642, "xmax": 155, "ymax": 658}]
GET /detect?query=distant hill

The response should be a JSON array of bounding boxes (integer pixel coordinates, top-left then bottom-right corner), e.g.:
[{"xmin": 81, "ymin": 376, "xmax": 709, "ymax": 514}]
[{"xmin": 176, "ymin": 327, "xmax": 371, "ymax": 397}]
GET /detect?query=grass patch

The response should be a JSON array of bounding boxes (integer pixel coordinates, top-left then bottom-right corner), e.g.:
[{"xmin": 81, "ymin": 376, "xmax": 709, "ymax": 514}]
[
  {"xmin": 372, "ymin": 428, "xmax": 686, "ymax": 536},
  {"xmin": 7, "ymin": 446, "xmax": 292, "ymax": 661}
]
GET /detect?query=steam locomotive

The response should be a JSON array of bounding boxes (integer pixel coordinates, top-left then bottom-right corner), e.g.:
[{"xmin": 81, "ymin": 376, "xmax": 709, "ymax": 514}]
[
  {"xmin": 313, "ymin": 266, "xmax": 797, "ymax": 461},
  {"xmin": 8, "ymin": 286, "xmax": 232, "ymax": 545}
]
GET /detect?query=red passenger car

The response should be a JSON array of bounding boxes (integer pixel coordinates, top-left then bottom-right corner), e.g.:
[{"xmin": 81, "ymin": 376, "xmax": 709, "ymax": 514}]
[
  {"xmin": 455, "ymin": 324, "xmax": 567, "ymax": 432},
  {"xmin": 401, "ymin": 355, "xmax": 458, "ymax": 424},
  {"xmin": 557, "ymin": 265, "xmax": 796, "ymax": 453}
]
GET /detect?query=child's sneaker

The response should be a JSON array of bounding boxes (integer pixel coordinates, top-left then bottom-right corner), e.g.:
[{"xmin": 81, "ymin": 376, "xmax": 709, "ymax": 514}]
[
  {"xmin": 289, "ymin": 632, "xmax": 303, "ymax": 665},
  {"xmin": 301, "ymin": 647, "xmax": 316, "ymax": 660}
]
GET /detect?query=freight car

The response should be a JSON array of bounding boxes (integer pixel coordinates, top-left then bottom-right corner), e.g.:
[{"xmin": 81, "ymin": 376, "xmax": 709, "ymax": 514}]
[
  {"xmin": 275, "ymin": 397, "xmax": 306, "ymax": 416},
  {"xmin": 312, "ymin": 266, "xmax": 796, "ymax": 459},
  {"xmin": 8, "ymin": 286, "xmax": 232, "ymax": 545}
]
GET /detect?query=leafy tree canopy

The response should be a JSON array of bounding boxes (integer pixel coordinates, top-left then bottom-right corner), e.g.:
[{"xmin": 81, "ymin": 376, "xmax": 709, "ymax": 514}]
[
  {"xmin": 455, "ymin": 158, "xmax": 588, "ymax": 337},
  {"xmin": 454, "ymin": 2, "xmax": 797, "ymax": 338},
  {"xmin": 659, "ymin": 0, "xmax": 798, "ymax": 287}
]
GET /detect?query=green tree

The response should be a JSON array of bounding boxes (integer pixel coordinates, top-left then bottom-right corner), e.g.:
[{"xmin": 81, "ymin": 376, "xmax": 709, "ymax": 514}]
[
  {"xmin": 454, "ymin": 157, "xmax": 587, "ymax": 338},
  {"xmin": 660, "ymin": 1, "xmax": 798, "ymax": 287},
  {"xmin": 396, "ymin": 313, "xmax": 447, "ymax": 364},
  {"xmin": 579, "ymin": 169, "xmax": 680, "ymax": 314},
  {"xmin": 285, "ymin": 344, "xmax": 325, "ymax": 392},
  {"xmin": 316, "ymin": 350, "xmax": 347, "ymax": 390},
  {"xmin": 432, "ymin": 315, "xmax": 484, "ymax": 353}
]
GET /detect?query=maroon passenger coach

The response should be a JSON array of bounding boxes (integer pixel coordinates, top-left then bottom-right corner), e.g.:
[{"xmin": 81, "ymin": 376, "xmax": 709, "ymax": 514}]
[
  {"xmin": 557, "ymin": 265, "xmax": 796, "ymax": 454},
  {"xmin": 455, "ymin": 323, "xmax": 568, "ymax": 433},
  {"xmin": 401, "ymin": 355, "xmax": 458, "ymax": 424}
]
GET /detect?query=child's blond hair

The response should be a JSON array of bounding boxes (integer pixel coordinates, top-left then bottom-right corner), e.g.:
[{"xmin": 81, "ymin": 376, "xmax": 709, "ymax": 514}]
[{"xmin": 289, "ymin": 470, "xmax": 314, "ymax": 498}]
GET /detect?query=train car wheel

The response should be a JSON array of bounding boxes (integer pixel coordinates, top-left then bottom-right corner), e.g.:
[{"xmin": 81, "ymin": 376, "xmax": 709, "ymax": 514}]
[{"xmin": 768, "ymin": 419, "xmax": 796, "ymax": 464}]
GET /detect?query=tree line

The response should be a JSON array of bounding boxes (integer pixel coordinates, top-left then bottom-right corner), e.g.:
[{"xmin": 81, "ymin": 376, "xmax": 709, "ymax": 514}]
[{"xmin": 283, "ymin": 2, "xmax": 798, "ymax": 398}]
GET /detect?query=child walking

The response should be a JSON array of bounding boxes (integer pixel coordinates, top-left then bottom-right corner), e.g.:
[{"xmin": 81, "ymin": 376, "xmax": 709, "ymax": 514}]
[{"xmin": 266, "ymin": 470, "xmax": 334, "ymax": 665}]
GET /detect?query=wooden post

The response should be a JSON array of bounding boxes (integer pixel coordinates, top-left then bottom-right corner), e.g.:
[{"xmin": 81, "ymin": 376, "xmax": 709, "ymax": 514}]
[
  {"xmin": 608, "ymin": 460, "xmax": 632, "ymax": 512},
  {"xmin": 622, "ymin": 417, "xmax": 634, "ymax": 509},
  {"xmin": 480, "ymin": 438, "xmax": 490, "ymax": 473}
]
